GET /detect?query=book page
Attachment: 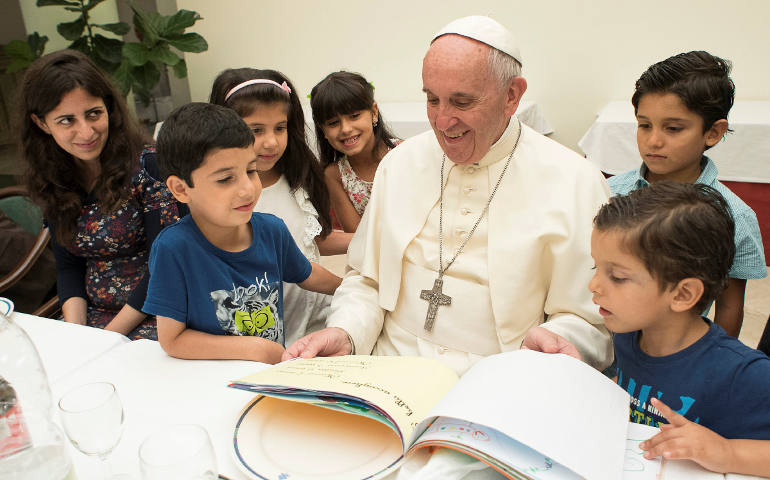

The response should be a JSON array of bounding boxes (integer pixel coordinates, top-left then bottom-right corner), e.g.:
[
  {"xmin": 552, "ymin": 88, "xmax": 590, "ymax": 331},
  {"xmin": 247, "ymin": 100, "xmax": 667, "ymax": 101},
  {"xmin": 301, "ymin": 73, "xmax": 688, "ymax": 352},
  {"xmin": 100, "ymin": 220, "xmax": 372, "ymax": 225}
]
[
  {"xmin": 413, "ymin": 350, "xmax": 630, "ymax": 480},
  {"xmin": 661, "ymin": 459, "xmax": 723, "ymax": 479},
  {"xmin": 623, "ymin": 423, "xmax": 662, "ymax": 480},
  {"xmin": 231, "ymin": 355, "xmax": 458, "ymax": 448}
]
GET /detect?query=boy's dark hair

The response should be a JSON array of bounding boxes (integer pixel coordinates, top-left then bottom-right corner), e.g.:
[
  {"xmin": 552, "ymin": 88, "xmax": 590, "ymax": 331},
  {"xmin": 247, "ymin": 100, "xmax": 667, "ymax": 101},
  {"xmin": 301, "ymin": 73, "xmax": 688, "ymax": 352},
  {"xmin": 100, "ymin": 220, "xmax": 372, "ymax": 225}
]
[
  {"xmin": 631, "ymin": 51, "xmax": 734, "ymax": 138},
  {"xmin": 310, "ymin": 71, "xmax": 398, "ymax": 168},
  {"xmin": 209, "ymin": 68, "xmax": 332, "ymax": 238},
  {"xmin": 594, "ymin": 181, "xmax": 735, "ymax": 313},
  {"xmin": 157, "ymin": 102, "xmax": 253, "ymax": 186}
]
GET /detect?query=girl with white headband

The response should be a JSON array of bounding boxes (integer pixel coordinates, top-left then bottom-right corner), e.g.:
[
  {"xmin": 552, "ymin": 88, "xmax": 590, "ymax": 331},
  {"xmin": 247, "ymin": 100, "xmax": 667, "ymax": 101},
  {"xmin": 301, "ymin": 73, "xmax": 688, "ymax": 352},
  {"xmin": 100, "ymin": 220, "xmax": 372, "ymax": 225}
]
[{"xmin": 210, "ymin": 68, "xmax": 351, "ymax": 344}]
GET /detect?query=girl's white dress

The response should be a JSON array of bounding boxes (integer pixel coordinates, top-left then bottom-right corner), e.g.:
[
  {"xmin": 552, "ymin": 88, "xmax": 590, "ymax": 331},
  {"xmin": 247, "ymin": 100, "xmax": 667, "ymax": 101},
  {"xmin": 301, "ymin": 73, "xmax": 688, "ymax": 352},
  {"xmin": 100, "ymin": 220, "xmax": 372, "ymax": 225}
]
[{"xmin": 254, "ymin": 174, "xmax": 331, "ymax": 345}]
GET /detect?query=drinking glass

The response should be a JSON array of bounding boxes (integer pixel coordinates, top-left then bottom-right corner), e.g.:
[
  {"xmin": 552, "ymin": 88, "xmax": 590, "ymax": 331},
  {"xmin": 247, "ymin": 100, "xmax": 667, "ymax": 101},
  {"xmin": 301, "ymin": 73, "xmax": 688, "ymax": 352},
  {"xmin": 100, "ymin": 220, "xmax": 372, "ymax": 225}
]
[
  {"xmin": 58, "ymin": 381, "xmax": 124, "ymax": 477},
  {"xmin": 139, "ymin": 424, "xmax": 217, "ymax": 480}
]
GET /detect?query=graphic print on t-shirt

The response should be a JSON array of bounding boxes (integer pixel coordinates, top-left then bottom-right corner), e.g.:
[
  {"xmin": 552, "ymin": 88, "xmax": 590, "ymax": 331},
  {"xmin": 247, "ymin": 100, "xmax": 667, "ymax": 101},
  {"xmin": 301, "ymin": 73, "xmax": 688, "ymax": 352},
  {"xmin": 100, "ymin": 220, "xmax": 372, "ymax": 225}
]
[
  {"xmin": 617, "ymin": 368, "xmax": 698, "ymax": 428},
  {"xmin": 209, "ymin": 275, "xmax": 282, "ymax": 343}
]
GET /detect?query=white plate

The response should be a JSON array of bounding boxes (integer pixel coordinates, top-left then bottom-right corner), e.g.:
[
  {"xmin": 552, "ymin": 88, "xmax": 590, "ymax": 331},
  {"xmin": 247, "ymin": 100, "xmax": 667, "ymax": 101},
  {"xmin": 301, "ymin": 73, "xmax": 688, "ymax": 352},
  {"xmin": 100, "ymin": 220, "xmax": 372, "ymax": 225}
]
[
  {"xmin": 232, "ymin": 395, "xmax": 403, "ymax": 480},
  {"xmin": 0, "ymin": 297, "xmax": 14, "ymax": 316}
]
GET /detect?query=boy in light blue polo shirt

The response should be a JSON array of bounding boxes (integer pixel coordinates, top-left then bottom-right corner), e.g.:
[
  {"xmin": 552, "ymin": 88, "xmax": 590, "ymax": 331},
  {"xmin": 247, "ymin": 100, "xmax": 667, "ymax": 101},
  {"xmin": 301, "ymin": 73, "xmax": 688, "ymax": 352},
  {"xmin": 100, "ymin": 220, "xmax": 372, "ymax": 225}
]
[{"xmin": 608, "ymin": 51, "xmax": 765, "ymax": 337}]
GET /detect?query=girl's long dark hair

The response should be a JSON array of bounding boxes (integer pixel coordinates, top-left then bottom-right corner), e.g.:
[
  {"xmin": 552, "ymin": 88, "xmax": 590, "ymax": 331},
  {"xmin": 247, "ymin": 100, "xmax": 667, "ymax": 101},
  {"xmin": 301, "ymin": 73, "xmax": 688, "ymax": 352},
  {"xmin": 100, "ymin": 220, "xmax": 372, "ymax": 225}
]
[
  {"xmin": 18, "ymin": 49, "xmax": 146, "ymax": 245},
  {"xmin": 210, "ymin": 68, "xmax": 332, "ymax": 237},
  {"xmin": 310, "ymin": 71, "xmax": 397, "ymax": 168}
]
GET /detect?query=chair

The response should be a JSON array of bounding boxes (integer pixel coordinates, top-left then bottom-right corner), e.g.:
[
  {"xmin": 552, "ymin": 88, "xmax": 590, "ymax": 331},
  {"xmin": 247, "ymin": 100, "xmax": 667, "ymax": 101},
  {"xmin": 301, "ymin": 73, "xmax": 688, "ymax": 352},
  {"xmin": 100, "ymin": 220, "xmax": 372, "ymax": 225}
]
[{"xmin": 0, "ymin": 185, "xmax": 60, "ymax": 317}]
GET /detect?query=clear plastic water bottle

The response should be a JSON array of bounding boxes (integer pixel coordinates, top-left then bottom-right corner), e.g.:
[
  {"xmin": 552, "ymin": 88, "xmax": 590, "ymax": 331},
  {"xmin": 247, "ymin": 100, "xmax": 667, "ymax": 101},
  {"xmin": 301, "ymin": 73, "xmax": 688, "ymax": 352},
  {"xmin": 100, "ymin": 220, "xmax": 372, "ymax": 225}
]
[
  {"xmin": 0, "ymin": 309, "xmax": 76, "ymax": 479},
  {"xmin": 0, "ymin": 311, "xmax": 53, "ymax": 418}
]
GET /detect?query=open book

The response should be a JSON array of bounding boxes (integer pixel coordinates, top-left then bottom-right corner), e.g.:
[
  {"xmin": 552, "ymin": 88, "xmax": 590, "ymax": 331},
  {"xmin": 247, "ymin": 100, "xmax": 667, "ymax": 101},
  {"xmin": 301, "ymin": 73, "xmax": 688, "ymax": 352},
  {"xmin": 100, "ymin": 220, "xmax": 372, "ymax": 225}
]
[{"xmin": 228, "ymin": 350, "xmax": 751, "ymax": 480}]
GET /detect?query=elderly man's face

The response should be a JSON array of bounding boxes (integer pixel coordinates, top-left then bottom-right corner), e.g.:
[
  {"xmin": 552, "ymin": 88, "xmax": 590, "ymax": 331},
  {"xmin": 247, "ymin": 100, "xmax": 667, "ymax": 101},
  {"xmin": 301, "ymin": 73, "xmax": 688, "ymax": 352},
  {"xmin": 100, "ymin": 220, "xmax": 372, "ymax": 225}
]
[{"xmin": 422, "ymin": 35, "xmax": 522, "ymax": 165}]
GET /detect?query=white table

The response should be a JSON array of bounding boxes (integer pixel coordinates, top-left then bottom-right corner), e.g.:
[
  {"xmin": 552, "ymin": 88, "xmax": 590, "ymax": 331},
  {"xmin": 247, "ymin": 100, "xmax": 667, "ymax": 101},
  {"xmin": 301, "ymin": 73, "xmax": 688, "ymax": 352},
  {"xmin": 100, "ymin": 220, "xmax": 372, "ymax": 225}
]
[
  {"xmin": 578, "ymin": 100, "xmax": 770, "ymax": 183},
  {"xmin": 12, "ymin": 312, "xmax": 129, "ymax": 384},
  {"xmin": 302, "ymin": 99, "xmax": 553, "ymax": 149}
]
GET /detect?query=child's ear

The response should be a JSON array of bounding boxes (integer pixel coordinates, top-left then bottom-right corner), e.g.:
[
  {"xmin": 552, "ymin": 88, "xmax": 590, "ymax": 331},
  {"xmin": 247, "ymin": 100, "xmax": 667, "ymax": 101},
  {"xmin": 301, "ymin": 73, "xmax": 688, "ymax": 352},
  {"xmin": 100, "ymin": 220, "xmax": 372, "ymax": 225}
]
[
  {"xmin": 165, "ymin": 175, "xmax": 192, "ymax": 204},
  {"xmin": 670, "ymin": 277, "xmax": 705, "ymax": 313},
  {"xmin": 31, "ymin": 114, "xmax": 51, "ymax": 134},
  {"xmin": 705, "ymin": 119, "xmax": 728, "ymax": 148},
  {"xmin": 371, "ymin": 102, "xmax": 379, "ymax": 124}
]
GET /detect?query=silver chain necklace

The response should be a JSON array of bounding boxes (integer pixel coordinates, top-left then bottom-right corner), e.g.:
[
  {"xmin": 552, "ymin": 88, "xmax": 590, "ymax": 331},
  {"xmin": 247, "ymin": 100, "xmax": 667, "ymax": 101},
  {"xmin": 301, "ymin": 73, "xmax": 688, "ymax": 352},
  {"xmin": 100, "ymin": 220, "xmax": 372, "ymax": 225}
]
[{"xmin": 420, "ymin": 120, "xmax": 521, "ymax": 332}]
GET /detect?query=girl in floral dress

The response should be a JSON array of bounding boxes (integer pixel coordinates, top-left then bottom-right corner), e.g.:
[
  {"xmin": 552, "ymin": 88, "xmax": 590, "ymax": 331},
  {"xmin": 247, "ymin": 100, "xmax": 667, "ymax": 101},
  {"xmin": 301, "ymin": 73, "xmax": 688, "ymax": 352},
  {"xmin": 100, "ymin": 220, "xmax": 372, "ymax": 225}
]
[
  {"xmin": 310, "ymin": 71, "xmax": 400, "ymax": 232},
  {"xmin": 18, "ymin": 50, "xmax": 183, "ymax": 340},
  {"xmin": 209, "ymin": 68, "xmax": 350, "ymax": 344}
]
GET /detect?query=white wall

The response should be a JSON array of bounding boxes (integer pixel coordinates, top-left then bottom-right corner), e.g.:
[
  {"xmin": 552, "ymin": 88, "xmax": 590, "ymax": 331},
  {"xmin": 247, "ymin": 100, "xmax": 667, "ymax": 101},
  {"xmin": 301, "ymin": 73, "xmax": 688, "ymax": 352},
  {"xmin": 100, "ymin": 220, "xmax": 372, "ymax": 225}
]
[{"xmin": 178, "ymin": 0, "xmax": 769, "ymax": 151}]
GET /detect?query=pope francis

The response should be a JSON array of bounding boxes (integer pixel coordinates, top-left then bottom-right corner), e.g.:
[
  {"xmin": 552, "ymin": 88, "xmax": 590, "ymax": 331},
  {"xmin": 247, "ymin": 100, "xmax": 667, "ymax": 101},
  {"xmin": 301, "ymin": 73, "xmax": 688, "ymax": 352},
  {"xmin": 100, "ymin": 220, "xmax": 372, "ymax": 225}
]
[{"xmin": 284, "ymin": 16, "xmax": 613, "ymax": 375}]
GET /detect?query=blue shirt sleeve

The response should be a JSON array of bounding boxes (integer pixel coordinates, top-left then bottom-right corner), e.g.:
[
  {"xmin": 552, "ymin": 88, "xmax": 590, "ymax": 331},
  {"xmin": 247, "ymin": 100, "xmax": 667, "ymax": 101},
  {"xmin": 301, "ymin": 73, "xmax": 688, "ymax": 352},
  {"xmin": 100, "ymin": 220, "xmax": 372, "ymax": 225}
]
[
  {"xmin": 142, "ymin": 229, "xmax": 189, "ymax": 323},
  {"xmin": 277, "ymin": 218, "xmax": 312, "ymax": 284}
]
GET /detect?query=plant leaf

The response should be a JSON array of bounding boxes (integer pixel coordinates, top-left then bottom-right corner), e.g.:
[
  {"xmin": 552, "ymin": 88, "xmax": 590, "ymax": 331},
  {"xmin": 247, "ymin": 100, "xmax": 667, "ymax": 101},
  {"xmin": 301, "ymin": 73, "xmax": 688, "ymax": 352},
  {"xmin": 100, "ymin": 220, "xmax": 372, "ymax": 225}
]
[
  {"xmin": 3, "ymin": 40, "xmax": 33, "ymax": 60},
  {"xmin": 171, "ymin": 58, "xmax": 187, "ymax": 78},
  {"xmin": 57, "ymin": 17, "xmax": 86, "ymax": 41},
  {"xmin": 93, "ymin": 34, "xmax": 124, "ymax": 64},
  {"xmin": 112, "ymin": 60, "xmax": 133, "ymax": 96},
  {"xmin": 132, "ymin": 6, "xmax": 165, "ymax": 44},
  {"xmin": 85, "ymin": 0, "xmax": 107, "ymax": 10},
  {"xmin": 165, "ymin": 33, "xmax": 207, "ymax": 53},
  {"xmin": 68, "ymin": 37, "xmax": 91, "ymax": 55},
  {"xmin": 163, "ymin": 9, "xmax": 202, "ymax": 34},
  {"xmin": 6, "ymin": 58, "xmax": 32, "ymax": 74},
  {"xmin": 37, "ymin": 0, "xmax": 80, "ymax": 6},
  {"xmin": 130, "ymin": 63, "xmax": 161, "ymax": 106},
  {"xmin": 95, "ymin": 22, "xmax": 130, "ymax": 35},
  {"xmin": 27, "ymin": 32, "xmax": 50, "ymax": 58},
  {"xmin": 122, "ymin": 42, "xmax": 149, "ymax": 66},
  {"xmin": 147, "ymin": 45, "xmax": 180, "ymax": 66}
]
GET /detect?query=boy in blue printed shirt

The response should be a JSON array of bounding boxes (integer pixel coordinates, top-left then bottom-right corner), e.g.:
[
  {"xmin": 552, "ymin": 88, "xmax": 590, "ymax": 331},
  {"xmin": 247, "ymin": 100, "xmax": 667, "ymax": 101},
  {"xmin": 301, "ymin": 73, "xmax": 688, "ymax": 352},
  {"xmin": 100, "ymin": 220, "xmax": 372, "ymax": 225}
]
[
  {"xmin": 144, "ymin": 103, "xmax": 341, "ymax": 363},
  {"xmin": 608, "ymin": 51, "xmax": 766, "ymax": 338},
  {"xmin": 590, "ymin": 181, "xmax": 770, "ymax": 475}
]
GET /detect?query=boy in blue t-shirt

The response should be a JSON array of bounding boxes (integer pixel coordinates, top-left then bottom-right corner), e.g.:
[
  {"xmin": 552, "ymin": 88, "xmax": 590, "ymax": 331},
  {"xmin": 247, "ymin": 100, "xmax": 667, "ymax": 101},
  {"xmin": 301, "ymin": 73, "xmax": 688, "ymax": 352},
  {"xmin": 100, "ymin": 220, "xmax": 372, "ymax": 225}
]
[
  {"xmin": 608, "ymin": 51, "xmax": 766, "ymax": 338},
  {"xmin": 143, "ymin": 103, "xmax": 341, "ymax": 364},
  {"xmin": 590, "ymin": 181, "xmax": 770, "ymax": 475}
]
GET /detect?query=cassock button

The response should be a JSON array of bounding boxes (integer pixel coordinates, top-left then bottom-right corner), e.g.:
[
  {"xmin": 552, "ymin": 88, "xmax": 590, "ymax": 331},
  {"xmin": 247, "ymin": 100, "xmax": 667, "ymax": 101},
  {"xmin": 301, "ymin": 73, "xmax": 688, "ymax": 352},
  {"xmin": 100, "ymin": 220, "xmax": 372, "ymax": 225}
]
[
  {"xmin": 460, "ymin": 208, "xmax": 471, "ymax": 215},
  {"xmin": 457, "ymin": 229, "xmax": 468, "ymax": 238},
  {"xmin": 438, "ymin": 346, "xmax": 448, "ymax": 354},
  {"xmin": 463, "ymin": 186, "xmax": 474, "ymax": 196},
  {"xmin": 463, "ymin": 165, "xmax": 476, "ymax": 174}
]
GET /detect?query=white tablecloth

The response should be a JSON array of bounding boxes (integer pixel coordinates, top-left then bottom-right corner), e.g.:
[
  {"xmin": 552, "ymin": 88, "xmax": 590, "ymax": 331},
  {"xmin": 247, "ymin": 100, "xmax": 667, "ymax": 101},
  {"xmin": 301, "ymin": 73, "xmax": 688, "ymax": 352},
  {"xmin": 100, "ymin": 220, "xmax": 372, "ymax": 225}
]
[
  {"xmin": 47, "ymin": 339, "xmax": 268, "ymax": 479},
  {"xmin": 578, "ymin": 100, "xmax": 770, "ymax": 183},
  {"xmin": 302, "ymin": 99, "xmax": 553, "ymax": 148},
  {"xmin": 12, "ymin": 312, "xmax": 129, "ymax": 384}
]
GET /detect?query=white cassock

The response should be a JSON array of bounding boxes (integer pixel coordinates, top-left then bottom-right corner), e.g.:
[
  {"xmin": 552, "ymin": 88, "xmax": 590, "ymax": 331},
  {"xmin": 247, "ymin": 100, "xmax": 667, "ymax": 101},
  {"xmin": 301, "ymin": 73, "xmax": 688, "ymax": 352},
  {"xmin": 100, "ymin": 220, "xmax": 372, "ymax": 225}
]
[{"xmin": 328, "ymin": 118, "xmax": 613, "ymax": 375}]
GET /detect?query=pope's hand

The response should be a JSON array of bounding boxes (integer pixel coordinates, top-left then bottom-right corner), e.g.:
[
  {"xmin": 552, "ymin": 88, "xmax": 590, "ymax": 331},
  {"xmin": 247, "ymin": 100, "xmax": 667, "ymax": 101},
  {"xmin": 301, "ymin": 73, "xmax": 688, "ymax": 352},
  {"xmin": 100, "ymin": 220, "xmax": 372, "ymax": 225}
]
[
  {"xmin": 281, "ymin": 327, "xmax": 352, "ymax": 361},
  {"xmin": 520, "ymin": 326, "xmax": 581, "ymax": 360}
]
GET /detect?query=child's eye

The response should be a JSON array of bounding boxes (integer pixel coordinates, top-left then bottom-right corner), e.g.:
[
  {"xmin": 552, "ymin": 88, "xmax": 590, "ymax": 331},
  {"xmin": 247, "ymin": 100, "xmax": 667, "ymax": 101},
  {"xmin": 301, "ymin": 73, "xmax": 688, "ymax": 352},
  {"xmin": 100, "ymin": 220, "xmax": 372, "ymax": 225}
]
[
  {"xmin": 276, "ymin": 125, "xmax": 287, "ymax": 132},
  {"xmin": 57, "ymin": 117, "xmax": 73, "ymax": 126},
  {"xmin": 666, "ymin": 126, "xmax": 682, "ymax": 133},
  {"xmin": 87, "ymin": 110, "xmax": 103, "ymax": 119},
  {"xmin": 325, "ymin": 120, "xmax": 339, "ymax": 128},
  {"xmin": 609, "ymin": 274, "xmax": 627, "ymax": 283},
  {"xmin": 350, "ymin": 112, "xmax": 361, "ymax": 119},
  {"xmin": 637, "ymin": 123, "xmax": 651, "ymax": 129},
  {"xmin": 217, "ymin": 176, "xmax": 234, "ymax": 184},
  {"xmin": 247, "ymin": 169, "xmax": 258, "ymax": 176},
  {"xmin": 251, "ymin": 128, "xmax": 263, "ymax": 135}
]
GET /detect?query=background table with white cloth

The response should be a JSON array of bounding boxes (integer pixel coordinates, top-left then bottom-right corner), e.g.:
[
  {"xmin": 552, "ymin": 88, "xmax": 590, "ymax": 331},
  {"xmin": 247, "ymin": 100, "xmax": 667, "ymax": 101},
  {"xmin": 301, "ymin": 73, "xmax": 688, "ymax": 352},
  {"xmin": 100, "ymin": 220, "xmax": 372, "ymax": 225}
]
[{"xmin": 302, "ymin": 99, "xmax": 554, "ymax": 147}]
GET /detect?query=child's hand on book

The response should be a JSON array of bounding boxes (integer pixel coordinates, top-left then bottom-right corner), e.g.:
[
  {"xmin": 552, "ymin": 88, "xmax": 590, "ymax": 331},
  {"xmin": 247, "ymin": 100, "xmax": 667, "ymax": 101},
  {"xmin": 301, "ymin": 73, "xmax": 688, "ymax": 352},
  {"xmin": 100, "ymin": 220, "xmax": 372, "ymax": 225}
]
[
  {"xmin": 641, "ymin": 397, "xmax": 734, "ymax": 473},
  {"xmin": 520, "ymin": 326, "xmax": 581, "ymax": 360},
  {"xmin": 282, "ymin": 327, "xmax": 353, "ymax": 361}
]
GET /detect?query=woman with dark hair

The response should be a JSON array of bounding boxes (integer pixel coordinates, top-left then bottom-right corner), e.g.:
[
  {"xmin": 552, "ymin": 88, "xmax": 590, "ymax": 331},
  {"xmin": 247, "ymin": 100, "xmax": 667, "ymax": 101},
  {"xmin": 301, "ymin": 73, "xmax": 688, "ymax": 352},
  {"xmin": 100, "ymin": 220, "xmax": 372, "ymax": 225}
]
[
  {"xmin": 19, "ymin": 49, "xmax": 183, "ymax": 340},
  {"xmin": 310, "ymin": 71, "xmax": 400, "ymax": 233}
]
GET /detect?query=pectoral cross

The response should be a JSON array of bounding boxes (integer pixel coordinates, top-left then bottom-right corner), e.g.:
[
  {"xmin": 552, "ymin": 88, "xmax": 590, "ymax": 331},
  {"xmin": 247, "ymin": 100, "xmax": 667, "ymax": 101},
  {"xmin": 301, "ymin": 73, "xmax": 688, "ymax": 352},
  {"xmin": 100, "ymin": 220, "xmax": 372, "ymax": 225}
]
[{"xmin": 420, "ymin": 277, "xmax": 452, "ymax": 332}]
